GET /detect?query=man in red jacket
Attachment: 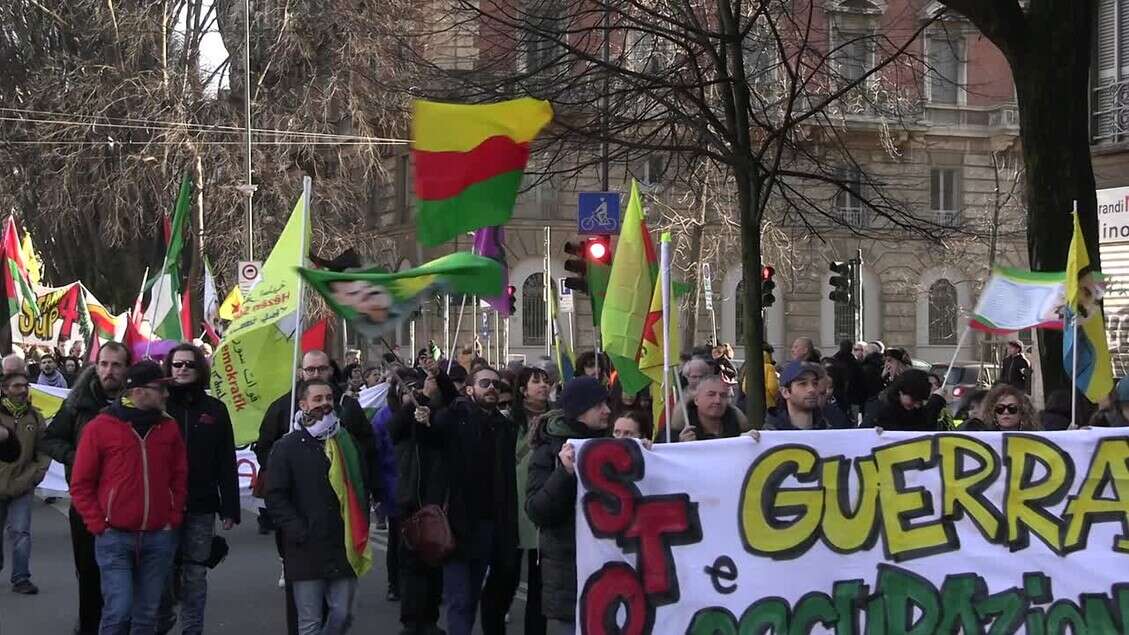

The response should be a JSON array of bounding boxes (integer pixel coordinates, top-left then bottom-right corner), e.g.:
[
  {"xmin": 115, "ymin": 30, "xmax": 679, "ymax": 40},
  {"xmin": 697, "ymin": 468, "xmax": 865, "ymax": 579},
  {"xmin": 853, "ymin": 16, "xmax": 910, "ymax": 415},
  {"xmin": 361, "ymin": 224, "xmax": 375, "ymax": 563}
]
[{"xmin": 70, "ymin": 361, "xmax": 188, "ymax": 635}]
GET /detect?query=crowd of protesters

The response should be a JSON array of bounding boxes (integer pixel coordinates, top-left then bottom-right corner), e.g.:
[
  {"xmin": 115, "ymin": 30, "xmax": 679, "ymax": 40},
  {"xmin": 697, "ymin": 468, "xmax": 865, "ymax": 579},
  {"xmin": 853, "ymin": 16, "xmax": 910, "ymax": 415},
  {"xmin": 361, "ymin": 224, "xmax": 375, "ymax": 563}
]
[{"xmin": 0, "ymin": 331, "xmax": 1128, "ymax": 634}]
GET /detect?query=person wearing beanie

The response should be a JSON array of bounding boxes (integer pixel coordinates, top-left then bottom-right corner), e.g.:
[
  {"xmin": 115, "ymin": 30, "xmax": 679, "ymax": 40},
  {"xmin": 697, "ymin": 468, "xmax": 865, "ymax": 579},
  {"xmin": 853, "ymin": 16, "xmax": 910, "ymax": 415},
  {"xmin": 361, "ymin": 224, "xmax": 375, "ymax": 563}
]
[
  {"xmin": 414, "ymin": 366, "xmax": 519, "ymax": 635},
  {"xmin": 862, "ymin": 369, "xmax": 940, "ymax": 431},
  {"xmin": 156, "ymin": 344, "xmax": 239, "ymax": 634},
  {"xmin": 526, "ymin": 376, "xmax": 611, "ymax": 634}
]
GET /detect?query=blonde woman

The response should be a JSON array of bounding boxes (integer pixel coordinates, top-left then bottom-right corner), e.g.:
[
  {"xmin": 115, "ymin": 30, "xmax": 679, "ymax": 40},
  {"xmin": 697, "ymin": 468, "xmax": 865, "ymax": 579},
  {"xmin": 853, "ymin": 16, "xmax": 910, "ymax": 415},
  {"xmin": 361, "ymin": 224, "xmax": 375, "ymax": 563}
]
[{"xmin": 977, "ymin": 384, "xmax": 1041, "ymax": 431}]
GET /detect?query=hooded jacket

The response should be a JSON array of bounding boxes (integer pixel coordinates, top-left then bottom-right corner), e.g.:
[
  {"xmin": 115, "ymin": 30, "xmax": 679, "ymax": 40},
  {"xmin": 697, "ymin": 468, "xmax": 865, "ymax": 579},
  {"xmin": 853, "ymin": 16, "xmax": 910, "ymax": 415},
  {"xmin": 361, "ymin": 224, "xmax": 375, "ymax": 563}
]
[
  {"xmin": 42, "ymin": 367, "xmax": 115, "ymax": 482},
  {"xmin": 525, "ymin": 410, "xmax": 607, "ymax": 620},
  {"xmin": 0, "ymin": 400, "xmax": 50, "ymax": 498},
  {"xmin": 70, "ymin": 401, "xmax": 188, "ymax": 534},
  {"xmin": 166, "ymin": 383, "xmax": 240, "ymax": 522},
  {"xmin": 0, "ymin": 434, "xmax": 18, "ymax": 463}
]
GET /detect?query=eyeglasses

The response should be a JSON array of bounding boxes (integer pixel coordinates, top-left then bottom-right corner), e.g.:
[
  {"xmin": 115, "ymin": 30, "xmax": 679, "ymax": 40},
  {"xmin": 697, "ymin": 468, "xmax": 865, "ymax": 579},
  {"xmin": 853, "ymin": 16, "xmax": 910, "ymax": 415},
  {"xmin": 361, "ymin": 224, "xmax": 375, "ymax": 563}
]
[
  {"xmin": 171, "ymin": 361, "xmax": 196, "ymax": 370},
  {"xmin": 994, "ymin": 404, "xmax": 1019, "ymax": 415},
  {"xmin": 476, "ymin": 378, "xmax": 503, "ymax": 389},
  {"xmin": 302, "ymin": 365, "xmax": 331, "ymax": 373}
]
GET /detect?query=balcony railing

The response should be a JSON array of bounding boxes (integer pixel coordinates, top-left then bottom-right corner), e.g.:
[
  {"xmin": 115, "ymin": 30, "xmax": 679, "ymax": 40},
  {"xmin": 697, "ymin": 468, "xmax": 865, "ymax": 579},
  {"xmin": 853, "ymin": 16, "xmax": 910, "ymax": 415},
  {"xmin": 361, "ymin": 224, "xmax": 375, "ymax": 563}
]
[{"xmin": 1093, "ymin": 79, "xmax": 1129, "ymax": 146}]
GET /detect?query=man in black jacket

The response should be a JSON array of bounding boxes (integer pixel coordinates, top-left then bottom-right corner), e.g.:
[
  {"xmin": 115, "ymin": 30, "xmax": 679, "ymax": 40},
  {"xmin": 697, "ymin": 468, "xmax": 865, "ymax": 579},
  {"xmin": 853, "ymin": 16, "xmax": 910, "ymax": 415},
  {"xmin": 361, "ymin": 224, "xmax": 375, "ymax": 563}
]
[
  {"xmin": 254, "ymin": 350, "xmax": 377, "ymax": 634},
  {"xmin": 526, "ymin": 376, "xmax": 611, "ymax": 635},
  {"xmin": 1000, "ymin": 340, "xmax": 1031, "ymax": 391},
  {"xmin": 41, "ymin": 342, "xmax": 130, "ymax": 635},
  {"xmin": 266, "ymin": 379, "xmax": 371, "ymax": 635},
  {"xmin": 157, "ymin": 344, "xmax": 240, "ymax": 635},
  {"xmin": 417, "ymin": 366, "xmax": 518, "ymax": 635}
]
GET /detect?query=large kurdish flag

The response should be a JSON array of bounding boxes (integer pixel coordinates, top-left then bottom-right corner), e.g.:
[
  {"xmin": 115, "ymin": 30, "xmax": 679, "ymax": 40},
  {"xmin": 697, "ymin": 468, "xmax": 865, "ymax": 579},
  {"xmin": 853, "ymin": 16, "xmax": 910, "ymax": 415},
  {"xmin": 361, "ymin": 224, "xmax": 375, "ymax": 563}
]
[
  {"xmin": 326, "ymin": 430, "xmax": 373, "ymax": 577},
  {"xmin": 411, "ymin": 98, "xmax": 553, "ymax": 246}
]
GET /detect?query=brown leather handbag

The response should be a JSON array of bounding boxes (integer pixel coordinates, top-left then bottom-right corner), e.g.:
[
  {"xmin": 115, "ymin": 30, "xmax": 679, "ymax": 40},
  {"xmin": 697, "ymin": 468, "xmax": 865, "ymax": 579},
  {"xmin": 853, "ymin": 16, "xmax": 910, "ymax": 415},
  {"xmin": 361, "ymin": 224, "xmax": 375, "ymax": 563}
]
[{"xmin": 399, "ymin": 446, "xmax": 455, "ymax": 566}]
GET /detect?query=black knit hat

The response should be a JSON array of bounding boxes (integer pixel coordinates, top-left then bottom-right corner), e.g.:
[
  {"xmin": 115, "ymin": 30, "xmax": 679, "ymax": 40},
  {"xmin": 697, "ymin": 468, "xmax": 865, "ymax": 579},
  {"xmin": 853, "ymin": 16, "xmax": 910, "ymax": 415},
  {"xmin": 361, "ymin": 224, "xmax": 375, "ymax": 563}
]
[{"xmin": 558, "ymin": 376, "xmax": 609, "ymax": 418}]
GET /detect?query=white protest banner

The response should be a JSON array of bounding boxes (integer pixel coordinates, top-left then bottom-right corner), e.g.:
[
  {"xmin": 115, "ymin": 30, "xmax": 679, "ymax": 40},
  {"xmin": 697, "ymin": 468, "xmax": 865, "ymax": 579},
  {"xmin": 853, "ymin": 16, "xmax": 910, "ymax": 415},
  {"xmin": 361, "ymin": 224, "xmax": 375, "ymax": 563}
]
[
  {"xmin": 575, "ymin": 430, "xmax": 1129, "ymax": 634},
  {"xmin": 11, "ymin": 283, "xmax": 91, "ymax": 348}
]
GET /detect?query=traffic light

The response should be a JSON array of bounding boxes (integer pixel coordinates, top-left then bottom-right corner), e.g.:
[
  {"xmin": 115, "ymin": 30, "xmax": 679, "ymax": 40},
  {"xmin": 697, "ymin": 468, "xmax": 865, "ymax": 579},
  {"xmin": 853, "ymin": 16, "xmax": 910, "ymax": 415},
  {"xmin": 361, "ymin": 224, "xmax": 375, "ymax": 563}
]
[
  {"xmin": 564, "ymin": 237, "xmax": 613, "ymax": 294},
  {"xmin": 563, "ymin": 241, "xmax": 589, "ymax": 293},
  {"xmin": 761, "ymin": 265, "xmax": 776, "ymax": 308},
  {"xmin": 828, "ymin": 261, "xmax": 852, "ymax": 304},
  {"xmin": 505, "ymin": 284, "xmax": 517, "ymax": 315}
]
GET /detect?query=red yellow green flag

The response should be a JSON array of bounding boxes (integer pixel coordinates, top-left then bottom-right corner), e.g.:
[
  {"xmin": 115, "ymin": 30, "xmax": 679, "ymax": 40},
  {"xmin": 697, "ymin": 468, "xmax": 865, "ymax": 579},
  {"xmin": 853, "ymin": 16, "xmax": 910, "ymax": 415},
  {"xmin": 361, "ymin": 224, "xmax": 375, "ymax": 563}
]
[
  {"xmin": 639, "ymin": 232, "xmax": 682, "ymax": 440},
  {"xmin": 2, "ymin": 217, "xmax": 39, "ymax": 318},
  {"xmin": 600, "ymin": 181, "xmax": 657, "ymax": 394},
  {"xmin": 326, "ymin": 430, "xmax": 373, "ymax": 577},
  {"xmin": 411, "ymin": 98, "xmax": 553, "ymax": 246}
]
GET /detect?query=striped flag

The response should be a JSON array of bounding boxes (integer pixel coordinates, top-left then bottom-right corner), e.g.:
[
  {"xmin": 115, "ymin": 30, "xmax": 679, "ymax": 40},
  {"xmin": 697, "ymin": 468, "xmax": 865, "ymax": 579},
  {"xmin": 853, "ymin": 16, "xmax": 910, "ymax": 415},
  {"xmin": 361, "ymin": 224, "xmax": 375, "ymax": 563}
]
[{"xmin": 2, "ymin": 217, "xmax": 39, "ymax": 318}]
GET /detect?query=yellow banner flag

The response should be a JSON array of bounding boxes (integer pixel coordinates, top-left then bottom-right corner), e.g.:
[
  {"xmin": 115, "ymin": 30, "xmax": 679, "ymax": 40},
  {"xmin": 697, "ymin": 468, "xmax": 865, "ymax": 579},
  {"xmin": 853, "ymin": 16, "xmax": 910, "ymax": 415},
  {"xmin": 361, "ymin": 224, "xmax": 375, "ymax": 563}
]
[
  {"xmin": 210, "ymin": 193, "xmax": 308, "ymax": 444},
  {"xmin": 20, "ymin": 232, "xmax": 42, "ymax": 287},
  {"xmin": 218, "ymin": 285, "xmax": 244, "ymax": 321}
]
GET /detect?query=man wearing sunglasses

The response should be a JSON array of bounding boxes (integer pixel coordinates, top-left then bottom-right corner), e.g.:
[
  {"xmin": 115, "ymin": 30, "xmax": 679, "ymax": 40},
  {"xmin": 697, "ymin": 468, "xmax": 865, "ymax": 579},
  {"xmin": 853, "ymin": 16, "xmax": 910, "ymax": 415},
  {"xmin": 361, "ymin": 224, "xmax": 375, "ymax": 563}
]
[
  {"xmin": 156, "ymin": 344, "xmax": 239, "ymax": 635},
  {"xmin": 70, "ymin": 361, "xmax": 188, "ymax": 635},
  {"xmin": 415, "ymin": 366, "xmax": 519, "ymax": 635}
]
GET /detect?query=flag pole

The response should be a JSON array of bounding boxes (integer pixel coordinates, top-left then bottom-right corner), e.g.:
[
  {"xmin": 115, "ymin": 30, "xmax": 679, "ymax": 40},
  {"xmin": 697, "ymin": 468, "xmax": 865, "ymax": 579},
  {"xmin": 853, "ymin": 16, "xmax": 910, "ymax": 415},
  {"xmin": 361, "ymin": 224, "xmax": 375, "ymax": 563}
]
[
  {"xmin": 288, "ymin": 177, "xmax": 311, "ymax": 427},
  {"xmin": 660, "ymin": 234, "xmax": 672, "ymax": 444},
  {"xmin": 1069, "ymin": 200, "xmax": 1080, "ymax": 427},
  {"xmin": 937, "ymin": 325, "xmax": 971, "ymax": 394},
  {"xmin": 447, "ymin": 294, "xmax": 467, "ymax": 374}
]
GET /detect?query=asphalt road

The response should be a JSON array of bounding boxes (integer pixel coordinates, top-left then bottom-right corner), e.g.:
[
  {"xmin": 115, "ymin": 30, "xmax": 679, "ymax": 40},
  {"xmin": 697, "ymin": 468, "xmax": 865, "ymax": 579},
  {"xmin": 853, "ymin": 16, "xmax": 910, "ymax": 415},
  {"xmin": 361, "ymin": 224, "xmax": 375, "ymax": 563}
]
[{"xmin": 0, "ymin": 496, "xmax": 526, "ymax": 633}]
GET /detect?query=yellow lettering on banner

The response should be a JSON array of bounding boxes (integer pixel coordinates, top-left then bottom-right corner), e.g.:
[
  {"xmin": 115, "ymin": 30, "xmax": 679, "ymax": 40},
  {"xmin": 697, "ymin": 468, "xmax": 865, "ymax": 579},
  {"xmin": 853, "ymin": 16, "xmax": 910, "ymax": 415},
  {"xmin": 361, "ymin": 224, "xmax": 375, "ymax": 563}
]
[
  {"xmin": 820, "ymin": 457, "xmax": 880, "ymax": 553},
  {"xmin": 938, "ymin": 435, "xmax": 1003, "ymax": 542},
  {"xmin": 1063, "ymin": 437, "xmax": 1129, "ymax": 553},
  {"xmin": 1004, "ymin": 435, "xmax": 1072, "ymax": 553},
  {"xmin": 874, "ymin": 438, "xmax": 955, "ymax": 561},
  {"xmin": 739, "ymin": 446, "xmax": 823, "ymax": 558}
]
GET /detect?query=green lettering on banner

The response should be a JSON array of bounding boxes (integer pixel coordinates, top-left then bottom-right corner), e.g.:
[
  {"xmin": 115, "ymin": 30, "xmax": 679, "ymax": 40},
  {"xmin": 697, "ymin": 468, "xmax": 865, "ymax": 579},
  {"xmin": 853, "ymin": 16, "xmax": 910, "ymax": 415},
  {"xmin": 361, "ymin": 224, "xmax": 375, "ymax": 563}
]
[{"xmin": 876, "ymin": 565, "xmax": 940, "ymax": 635}]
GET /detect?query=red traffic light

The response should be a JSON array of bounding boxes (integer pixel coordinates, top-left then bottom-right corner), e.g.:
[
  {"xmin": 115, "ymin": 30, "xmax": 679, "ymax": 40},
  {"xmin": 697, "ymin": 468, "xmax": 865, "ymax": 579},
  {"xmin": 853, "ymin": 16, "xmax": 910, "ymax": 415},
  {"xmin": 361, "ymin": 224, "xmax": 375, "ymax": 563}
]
[
  {"xmin": 761, "ymin": 265, "xmax": 775, "ymax": 281},
  {"xmin": 587, "ymin": 240, "xmax": 608, "ymax": 261},
  {"xmin": 506, "ymin": 285, "xmax": 516, "ymax": 295}
]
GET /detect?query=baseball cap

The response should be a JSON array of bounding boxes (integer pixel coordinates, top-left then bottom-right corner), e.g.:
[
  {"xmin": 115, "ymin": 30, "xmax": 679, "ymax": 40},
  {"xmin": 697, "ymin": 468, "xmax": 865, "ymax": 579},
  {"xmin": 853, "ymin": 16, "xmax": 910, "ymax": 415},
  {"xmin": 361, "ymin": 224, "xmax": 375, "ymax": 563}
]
[
  {"xmin": 779, "ymin": 361, "xmax": 826, "ymax": 387},
  {"xmin": 125, "ymin": 361, "xmax": 175, "ymax": 389},
  {"xmin": 1117, "ymin": 376, "xmax": 1129, "ymax": 403}
]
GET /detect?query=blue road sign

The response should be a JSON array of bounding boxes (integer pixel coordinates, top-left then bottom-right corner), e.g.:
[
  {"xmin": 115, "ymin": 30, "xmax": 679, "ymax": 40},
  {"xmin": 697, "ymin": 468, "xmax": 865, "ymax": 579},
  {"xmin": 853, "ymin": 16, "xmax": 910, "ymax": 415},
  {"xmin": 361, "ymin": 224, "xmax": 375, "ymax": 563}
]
[{"xmin": 577, "ymin": 192, "xmax": 621, "ymax": 235}]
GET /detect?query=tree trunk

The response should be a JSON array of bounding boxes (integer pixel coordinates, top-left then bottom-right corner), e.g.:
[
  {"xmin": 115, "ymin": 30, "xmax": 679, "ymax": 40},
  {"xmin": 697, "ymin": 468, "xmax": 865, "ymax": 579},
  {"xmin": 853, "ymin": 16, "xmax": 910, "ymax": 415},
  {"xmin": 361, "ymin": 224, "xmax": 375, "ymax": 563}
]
[
  {"xmin": 740, "ymin": 169, "xmax": 767, "ymax": 428},
  {"xmin": 1011, "ymin": 2, "xmax": 1098, "ymax": 398}
]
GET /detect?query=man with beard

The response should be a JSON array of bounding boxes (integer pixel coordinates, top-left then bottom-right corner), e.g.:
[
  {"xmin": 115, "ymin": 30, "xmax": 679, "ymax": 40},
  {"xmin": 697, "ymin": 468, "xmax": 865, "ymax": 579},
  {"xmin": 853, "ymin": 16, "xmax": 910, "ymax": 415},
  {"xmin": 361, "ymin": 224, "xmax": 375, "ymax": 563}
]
[
  {"xmin": 266, "ymin": 379, "xmax": 372, "ymax": 634},
  {"xmin": 42, "ymin": 342, "xmax": 131, "ymax": 634},
  {"xmin": 765, "ymin": 361, "xmax": 851, "ymax": 430},
  {"xmin": 157, "ymin": 344, "xmax": 239, "ymax": 635},
  {"xmin": 416, "ymin": 366, "xmax": 518, "ymax": 635},
  {"xmin": 34, "ymin": 354, "xmax": 69, "ymax": 388}
]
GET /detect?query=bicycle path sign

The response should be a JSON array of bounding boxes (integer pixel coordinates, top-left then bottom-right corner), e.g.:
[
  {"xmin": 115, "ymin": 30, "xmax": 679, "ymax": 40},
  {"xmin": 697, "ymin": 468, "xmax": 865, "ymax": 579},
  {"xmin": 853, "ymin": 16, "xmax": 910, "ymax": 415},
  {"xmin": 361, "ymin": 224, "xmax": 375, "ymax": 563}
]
[{"xmin": 577, "ymin": 192, "xmax": 621, "ymax": 235}]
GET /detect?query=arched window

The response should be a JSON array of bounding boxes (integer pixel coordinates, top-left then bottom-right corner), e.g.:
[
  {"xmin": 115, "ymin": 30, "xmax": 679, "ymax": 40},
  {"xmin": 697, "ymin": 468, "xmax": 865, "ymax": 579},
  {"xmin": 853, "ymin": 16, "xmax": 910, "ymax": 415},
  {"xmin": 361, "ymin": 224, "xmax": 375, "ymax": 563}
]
[
  {"xmin": 522, "ymin": 273, "xmax": 546, "ymax": 345},
  {"xmin": 734, "ymin": 280, "xmax": 746, "ymax": 344},
  {"xmin": 834, "ymin": 302, "xmax": 856, "ymax": 343},
  {"xmin": 928, "ymin": 279, "xmax": 958, "ymax": 345}
]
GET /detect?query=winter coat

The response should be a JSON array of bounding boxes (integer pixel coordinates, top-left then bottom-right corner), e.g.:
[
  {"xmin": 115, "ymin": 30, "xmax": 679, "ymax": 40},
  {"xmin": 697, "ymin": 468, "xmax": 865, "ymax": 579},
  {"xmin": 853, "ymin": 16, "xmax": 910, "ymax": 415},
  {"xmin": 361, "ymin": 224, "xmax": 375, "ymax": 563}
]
[
  {"xmin": 1000, "ymin": 354, "xmax": 1031, "ymax": 390},
  {"xmin": 511, "ymin": 401, "xmax": 547, "ymax": 551},
  {"xmin": 832, "ymin": 350, "xmax": 867, "ymax": 408},
  {"xmin": 416, "ymin": 397, "xmax": 518, "ymax": 561},
  {"xmin": 34, "ymin": 370, "xmax": 69, "ymax": 389},
  {"xmin": 70, "ymin": 403, "xmax": 188, "ymax": 535},
  {"xmin": 388, "ymin": 403, "xmax": 446, "ymax": 517},
  {"xmin": 764, "ymin": 403, "xmax": 849, "ymax": 430},
  {"xmin": 42, "ymin": 367, "xmax": 114, "ymax": 482},
  {"xmin": 166, "ymin": 384, "xmax": 241, "ymax": 523},
  {"xmin": 0, "ymin": 434, "xmax": 18, "ymax": 463},
  {"xmin": 0, "ymin": 402, "xmax": 50, "ymax": 498},
  {"xmin": 525, "ymin": 410, "xmax": 607, "ymax": 620},
  {"xmin": 265, "ymin": 427, "xmax": 366, "ymax": 582},
  {"xmin": 679, "ymin": 401, "xmax": 743, "ymax": 441},
  {"xmin": 862, "ymin": 393, "xmax": 939, "ymax": 432},
  {"xmin": 254, "ymin": 387, "xmax": 377, "ymax": 501},
  {"xmin": 370, "ymin": 405, "xmax": 398, "ymax": 518}
]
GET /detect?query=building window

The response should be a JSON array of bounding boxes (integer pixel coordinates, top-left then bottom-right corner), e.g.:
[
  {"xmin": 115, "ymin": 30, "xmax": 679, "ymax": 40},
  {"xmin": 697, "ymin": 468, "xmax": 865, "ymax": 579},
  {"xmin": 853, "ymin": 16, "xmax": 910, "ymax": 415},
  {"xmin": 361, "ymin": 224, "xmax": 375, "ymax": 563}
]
[
  {"xmin": 521, "ymin": 1, "xmax": 566, "ymax": 74},
  {"xmin": 522, "ymin": 273, "xmax": 546, "ymax": 345},
  {"xmin": 834, "ymin": 302, "xmax": 856, "ymax": 343},
  {"xmin": 926, "ymin": 33, "xmax": 962, "ymax": 105},
  {"xmin": 928, "ymin": 279, "xmax": 959, "ymax": 345},
  {"xmin": 1092, "ymin": 0, "xmax": 1129, "ymax": 144},
  {"xmin": 742, "ymin": 17, "xmax": 778, "ymax": 96},
  {"xmin": 834, "ymin": 168, "xmax": 867, "ymax": 226},
  {"xmin": 627, "ymin": 30, "xmax": 672, "ymax": 75},
  {"xmin": 930, "ymin": 167, "xmax": 960, "ymax": 225}
]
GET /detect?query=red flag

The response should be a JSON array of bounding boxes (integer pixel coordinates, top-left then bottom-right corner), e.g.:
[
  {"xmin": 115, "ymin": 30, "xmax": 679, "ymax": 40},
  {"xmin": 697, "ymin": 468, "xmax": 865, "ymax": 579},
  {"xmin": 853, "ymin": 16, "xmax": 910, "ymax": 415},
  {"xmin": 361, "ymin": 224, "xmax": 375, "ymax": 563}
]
[
  {"xmin": 301, "ymin": 318, "xmax": 329, "ymax": 353},
  {"xmin": 180, "ymin": 287, "xmax": 194, "ymax": 341}
]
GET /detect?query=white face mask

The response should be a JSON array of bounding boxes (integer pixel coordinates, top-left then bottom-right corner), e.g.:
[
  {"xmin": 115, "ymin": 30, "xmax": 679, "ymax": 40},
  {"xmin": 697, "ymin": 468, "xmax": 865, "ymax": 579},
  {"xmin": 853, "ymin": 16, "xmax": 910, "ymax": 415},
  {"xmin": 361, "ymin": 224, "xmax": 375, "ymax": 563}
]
[{"xmin": 305, "ymin": 410, "xmax": 340, "ymax": 440}]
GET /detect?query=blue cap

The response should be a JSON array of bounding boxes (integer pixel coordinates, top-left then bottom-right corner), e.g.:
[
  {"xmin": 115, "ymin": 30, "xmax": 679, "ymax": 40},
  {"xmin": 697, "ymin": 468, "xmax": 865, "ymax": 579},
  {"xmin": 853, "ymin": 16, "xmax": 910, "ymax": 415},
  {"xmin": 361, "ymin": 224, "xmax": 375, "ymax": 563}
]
[
  {"xmin": 779, "ymin": 360, "xmax": 826, "ymax": 387},
  {"xmin": 1117, "ymin": 376, "xmax": 1129, "ymax": 402}
]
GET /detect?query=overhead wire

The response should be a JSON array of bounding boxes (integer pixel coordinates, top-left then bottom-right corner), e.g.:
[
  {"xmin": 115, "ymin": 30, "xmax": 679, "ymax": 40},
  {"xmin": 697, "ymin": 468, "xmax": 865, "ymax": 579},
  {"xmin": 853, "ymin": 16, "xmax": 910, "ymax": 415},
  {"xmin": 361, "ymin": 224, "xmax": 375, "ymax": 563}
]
[{"xmin": 0, "ymin": 107, "xmax": 412, "ymax": 144}]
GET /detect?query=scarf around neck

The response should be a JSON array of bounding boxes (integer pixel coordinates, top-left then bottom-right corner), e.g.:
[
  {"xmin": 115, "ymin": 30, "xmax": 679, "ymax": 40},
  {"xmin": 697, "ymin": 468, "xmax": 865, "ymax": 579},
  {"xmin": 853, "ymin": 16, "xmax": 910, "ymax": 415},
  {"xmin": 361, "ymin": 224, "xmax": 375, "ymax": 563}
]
[{"xmin": 3, "ymin": 398, "xmax": 28, "ymax": 418}]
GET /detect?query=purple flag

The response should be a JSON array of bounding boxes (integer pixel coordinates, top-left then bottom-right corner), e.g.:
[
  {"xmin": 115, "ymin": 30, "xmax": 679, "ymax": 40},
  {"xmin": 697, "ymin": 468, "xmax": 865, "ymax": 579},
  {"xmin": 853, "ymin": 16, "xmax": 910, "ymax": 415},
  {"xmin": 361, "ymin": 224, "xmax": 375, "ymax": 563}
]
[{"xmin": 473, "ymin": 226, "xmax": 511, "ymax": 317}]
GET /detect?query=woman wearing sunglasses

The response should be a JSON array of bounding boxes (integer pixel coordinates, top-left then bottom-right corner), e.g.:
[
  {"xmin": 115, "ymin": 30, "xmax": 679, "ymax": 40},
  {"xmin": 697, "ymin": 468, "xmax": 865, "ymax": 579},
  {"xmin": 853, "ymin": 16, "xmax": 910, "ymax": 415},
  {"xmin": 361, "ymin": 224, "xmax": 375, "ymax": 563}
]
[{"xmin": 976, "ymin": 384, "xmax": 1041, "ymax": 432}]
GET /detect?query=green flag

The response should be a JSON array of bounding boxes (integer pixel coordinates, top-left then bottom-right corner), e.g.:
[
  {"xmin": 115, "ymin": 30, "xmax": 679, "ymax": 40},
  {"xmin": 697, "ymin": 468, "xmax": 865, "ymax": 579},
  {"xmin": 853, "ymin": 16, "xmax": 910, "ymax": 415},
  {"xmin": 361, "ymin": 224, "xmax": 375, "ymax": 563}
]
[
  {"xmin": 600, "ymin": 181, "xmax": 657, "ymax": 394},
  {"xmin": 144, "ymin": 176, "xmax": 191, "ymax": 341},
  {"xmin": 298, "ymin": 252, "xmax": 504, "ymax": 335}
]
